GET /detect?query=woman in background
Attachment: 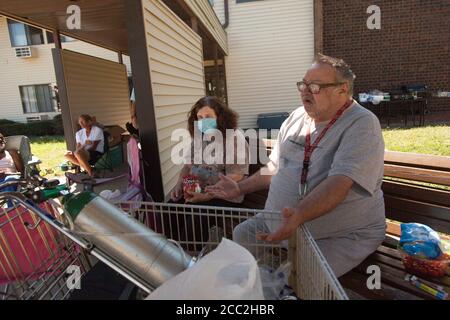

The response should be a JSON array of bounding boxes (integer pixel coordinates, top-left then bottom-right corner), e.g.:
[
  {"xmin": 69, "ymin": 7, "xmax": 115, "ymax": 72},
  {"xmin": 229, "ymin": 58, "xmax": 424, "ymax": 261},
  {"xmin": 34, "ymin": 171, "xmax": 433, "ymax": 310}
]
[{"xmin": 64, "ymin": 114, "xmax": 104, "ymax": 177}]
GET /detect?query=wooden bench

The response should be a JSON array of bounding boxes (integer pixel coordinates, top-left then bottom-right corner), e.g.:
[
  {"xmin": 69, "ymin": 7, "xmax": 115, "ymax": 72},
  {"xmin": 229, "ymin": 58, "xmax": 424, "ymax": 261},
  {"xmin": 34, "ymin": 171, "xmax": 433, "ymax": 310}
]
[{"xmin": 242, "ymin": 139, "xmax": 450, "ymax": 300}]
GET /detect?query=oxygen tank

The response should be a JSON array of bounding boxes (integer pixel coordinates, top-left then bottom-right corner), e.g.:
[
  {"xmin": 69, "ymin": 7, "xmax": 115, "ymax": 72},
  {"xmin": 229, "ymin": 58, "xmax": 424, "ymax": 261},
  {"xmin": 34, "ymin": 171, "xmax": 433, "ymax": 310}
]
[{"xmin": 63, "ymin": 192, "xmax": 193, "ymax": 288}]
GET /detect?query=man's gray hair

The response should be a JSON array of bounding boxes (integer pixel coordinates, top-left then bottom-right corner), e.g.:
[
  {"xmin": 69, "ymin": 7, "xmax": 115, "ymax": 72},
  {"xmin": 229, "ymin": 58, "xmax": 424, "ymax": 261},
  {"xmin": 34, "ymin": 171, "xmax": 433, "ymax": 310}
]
[{"xmin": 314, "ymin": 54, "xmax": 356, "ymax": 96}]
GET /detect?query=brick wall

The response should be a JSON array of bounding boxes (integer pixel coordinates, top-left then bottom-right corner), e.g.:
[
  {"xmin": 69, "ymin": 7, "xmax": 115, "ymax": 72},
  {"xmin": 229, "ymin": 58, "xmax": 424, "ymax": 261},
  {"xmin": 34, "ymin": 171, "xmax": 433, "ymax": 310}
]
[{"xmin": 322, "ymin": 0, "xmax": 449, "ymax": 112}]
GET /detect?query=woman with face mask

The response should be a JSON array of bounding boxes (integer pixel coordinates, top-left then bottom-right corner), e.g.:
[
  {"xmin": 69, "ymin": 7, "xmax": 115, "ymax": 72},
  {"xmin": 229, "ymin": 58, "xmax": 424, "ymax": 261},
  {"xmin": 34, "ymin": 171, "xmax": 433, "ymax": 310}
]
[{"xmin": 170, "ymin": 96, "xmax": 249, "ymax": 206}]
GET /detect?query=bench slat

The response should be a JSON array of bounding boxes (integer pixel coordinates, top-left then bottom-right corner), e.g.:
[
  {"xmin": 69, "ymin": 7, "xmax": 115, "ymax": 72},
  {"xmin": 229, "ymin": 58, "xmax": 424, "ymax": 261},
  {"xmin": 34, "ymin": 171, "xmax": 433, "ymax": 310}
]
[
  {"xmin": 354, "ymin": 258, "xmax": 441, "ymax": 299},
  {"xmin": 384, "ymin": 151, "xmax": 450, "ymax": 172},
  {"xmin": 382, "ymin": 180, "xmax": 450, "ymax": 207},
  {"xmin": 385, "ymin": 195, "xmax": 450, "ymax": 234},
  {"xmin": 339, "ymin": 271, "xmax": 421, "ymax": 300},
  {"xmin": 384, "ymin": 164, "xmax": 450, "ymax": 186}
]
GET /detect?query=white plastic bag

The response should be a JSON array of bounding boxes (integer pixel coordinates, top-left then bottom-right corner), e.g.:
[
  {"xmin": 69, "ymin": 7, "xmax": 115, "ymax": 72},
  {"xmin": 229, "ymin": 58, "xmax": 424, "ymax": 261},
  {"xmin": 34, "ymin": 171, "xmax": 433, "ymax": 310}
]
[{"xmin": 146, "ymin": 238, "xmax": 265, "ymax": 300}]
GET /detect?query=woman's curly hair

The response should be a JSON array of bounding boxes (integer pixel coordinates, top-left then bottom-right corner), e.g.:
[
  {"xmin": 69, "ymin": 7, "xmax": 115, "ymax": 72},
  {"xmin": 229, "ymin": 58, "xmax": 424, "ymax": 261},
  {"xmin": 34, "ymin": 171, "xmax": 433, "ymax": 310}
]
[{"xmin": 187, "ymin": 96, "xmax": 238, "ymax": 137}]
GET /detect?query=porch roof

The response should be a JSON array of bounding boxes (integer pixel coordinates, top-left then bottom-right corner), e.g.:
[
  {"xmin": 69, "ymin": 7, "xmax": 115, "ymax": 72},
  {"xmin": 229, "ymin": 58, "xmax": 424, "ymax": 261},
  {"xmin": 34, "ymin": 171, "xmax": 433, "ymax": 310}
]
[{"xmin": 0, "ymin": 0, "xmax": 227, "ymax": 57}]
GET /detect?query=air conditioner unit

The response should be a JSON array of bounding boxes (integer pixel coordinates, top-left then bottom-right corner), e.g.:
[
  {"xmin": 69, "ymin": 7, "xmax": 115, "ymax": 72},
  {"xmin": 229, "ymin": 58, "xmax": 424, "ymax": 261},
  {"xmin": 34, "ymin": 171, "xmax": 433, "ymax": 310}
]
[
  {"xmin": 26, "ymin": 116, "xmax": 41, "ymax": 122},
  {"xmin": 26, "ymin": 115, "xmax": 49, "ymax": 122},
  {"xmin": 14, "ymin": 46, "xmax": 36, "ymax": 58}
]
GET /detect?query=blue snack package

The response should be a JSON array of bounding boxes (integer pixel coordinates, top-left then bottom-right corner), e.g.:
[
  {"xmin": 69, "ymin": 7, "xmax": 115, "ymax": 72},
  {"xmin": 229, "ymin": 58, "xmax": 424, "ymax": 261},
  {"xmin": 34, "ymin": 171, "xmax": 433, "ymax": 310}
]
[{"xmin": 399, "ymin": 223, "xmax": 442, "ymax": 259}]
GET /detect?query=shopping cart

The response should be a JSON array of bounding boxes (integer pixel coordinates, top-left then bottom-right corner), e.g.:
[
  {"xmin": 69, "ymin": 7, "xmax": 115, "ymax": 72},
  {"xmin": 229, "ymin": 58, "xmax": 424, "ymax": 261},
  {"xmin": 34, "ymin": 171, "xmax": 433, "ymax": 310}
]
[
  {"xmin": 0, "ymin": 179, "xmax": 160, "ymax": 300},
  {"xmin": 1, "ymin": 177, "xmax": 348, "ymax": 300},
  {"xmin": 115, "ymin": 201, "xmax": 349, "ymax": 300},
  {"xmin": 0, "ymin": 195, "xmax": 91, "ymax": 300}
]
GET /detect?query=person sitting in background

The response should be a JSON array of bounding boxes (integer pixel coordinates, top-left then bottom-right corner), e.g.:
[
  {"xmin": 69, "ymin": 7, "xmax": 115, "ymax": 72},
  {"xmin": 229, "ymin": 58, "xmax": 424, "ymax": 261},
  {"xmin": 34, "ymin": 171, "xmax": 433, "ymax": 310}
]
[
  {"xmin": 0, "ymin": 132, "xmax": 24, "ymax": 192},
  {"xmin": 126, "ymin": 100, "xmax": 139, "ymax": 136},
  {"xmin": 64, "ymin": 114, "xmax": 104, "ymax": 177}
]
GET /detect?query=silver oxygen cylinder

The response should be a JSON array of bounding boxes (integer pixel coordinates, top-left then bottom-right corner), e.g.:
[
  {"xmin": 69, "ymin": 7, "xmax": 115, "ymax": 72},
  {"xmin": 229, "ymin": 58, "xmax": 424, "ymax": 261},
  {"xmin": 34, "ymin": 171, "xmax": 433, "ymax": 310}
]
[{"xmin": 63, "ymin": 192, "xmax": 193, "ymax": 288}]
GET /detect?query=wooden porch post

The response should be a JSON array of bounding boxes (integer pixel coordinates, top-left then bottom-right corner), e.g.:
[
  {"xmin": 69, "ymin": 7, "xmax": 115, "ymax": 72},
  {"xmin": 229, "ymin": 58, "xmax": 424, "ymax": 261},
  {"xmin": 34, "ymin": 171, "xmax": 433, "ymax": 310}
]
[
  {"xmin": 314, "ymin": 0, "xmax": 324, "ymax": 55},
  {"xmin": 190, "ymin": 16, "xmax": 199, "ymax": 33},
  {"xmin": 52, "ymin": 28, "xmax": 75, "ymax": 150},
  {"xmin": 53, "ymin": 29, "xmax": 62, "ymax": 49},
  {"xmin": 213, "ymin": 43, "xmax": 220, "ymax": 98},
  {"xmin": 52, "ymin": 48, "xmax": 75, "ymax": 150},
  {"xmin": 125, "ymin": 0, "xmax": 165, "ymax": 201}
]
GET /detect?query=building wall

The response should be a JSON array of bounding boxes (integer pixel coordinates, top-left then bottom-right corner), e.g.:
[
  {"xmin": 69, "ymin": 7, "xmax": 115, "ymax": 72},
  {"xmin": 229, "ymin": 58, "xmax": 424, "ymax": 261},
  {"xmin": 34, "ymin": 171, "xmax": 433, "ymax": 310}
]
[
  {"xmin": 143, "ymin": 0, "xmax": 206, "ymax": 199},
  {"xmin": 322, "ymin": 0, "xmax": 450, "ymax": 112},
  {"xmin": 0, "ymin": 15, "xmax": 131, "ymax": 123},
  {"xmin": 212, "ymin": 0, "xmax": 315, "ymax": 128}
]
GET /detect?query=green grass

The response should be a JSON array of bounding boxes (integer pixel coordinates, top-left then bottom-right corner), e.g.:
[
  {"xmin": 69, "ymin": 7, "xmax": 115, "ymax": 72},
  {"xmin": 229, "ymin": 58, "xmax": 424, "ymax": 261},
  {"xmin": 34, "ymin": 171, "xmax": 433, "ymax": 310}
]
[
  {"xmin": 30, "ymin": 136, "xmax": 66, "ymax": 177},
  {"xmin": 382, "ymin": 125, "xmax": 450, "ymax": 156}
]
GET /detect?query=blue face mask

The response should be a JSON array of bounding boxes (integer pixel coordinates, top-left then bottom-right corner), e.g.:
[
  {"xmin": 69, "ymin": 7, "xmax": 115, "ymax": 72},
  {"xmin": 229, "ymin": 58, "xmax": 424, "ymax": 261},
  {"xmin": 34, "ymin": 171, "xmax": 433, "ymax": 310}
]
[{"xmin": 197, "ymin": 118, "xmax": 217, "ymax": 134}]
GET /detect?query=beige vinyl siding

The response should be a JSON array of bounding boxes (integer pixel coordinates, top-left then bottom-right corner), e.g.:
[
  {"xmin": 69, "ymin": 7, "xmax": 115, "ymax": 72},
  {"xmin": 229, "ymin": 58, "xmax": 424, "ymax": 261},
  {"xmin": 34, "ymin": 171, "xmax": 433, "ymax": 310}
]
[
  {"xmin": 212, "ymin": 0, "xmax": 314, "ymax": 128},
  {"xmin": 0, "ymin": 16, "xmax": 131, "ymax": 123},
  {"xmin": 184, "ymin": 0, "xmax": 228, "ymax": 54},
  {"xmin": 211, "ymin": 0, "xmax": 225, "ymax": 25},
  {"xmin": 60, "ymin": 49, "xmax": 130, "ymax": 138},
  {"xmin": 0, "ymin": 16, "xmax": 58, "ymax": 122},
  {"xmin": 142, "ymin": 0, "xmax": 205, "ymax": 199}
]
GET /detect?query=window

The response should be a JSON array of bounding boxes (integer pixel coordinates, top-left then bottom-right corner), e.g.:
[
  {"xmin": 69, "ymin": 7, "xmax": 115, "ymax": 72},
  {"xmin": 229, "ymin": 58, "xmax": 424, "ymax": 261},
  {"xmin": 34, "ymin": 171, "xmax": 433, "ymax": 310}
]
[
  {"xmin": 7, "ymin": 19, "xmax": 44, "ymax": 47},
  {"xmin": 46, "ymin": 31, "xmax": 76, "ymax": 44},
  {"xmin": 19, "ymin": 84, "xmax": 57, "ymax": 114}
]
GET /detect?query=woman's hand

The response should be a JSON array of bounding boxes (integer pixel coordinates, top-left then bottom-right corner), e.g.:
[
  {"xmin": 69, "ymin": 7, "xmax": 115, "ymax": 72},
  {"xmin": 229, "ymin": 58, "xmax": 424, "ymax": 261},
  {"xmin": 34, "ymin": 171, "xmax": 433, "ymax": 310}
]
[
  {"xmin": 184, "ymin": 190, "xmax": 213, "ymax": 203},
  {"xmin": 205, "ymin": 174, "xmax": 241, "ymax": 200},
  {"xmin": 170, "ymin": 182, "xmax": 183, "ymax": 202}
]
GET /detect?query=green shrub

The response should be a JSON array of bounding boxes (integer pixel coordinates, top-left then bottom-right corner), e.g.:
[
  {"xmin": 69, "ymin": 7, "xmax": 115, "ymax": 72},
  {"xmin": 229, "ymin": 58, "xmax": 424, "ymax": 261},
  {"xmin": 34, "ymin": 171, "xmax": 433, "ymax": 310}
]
[
  {"xmin": 0, "ymin": 119, "xmax": 16, "ymax": 125},
  {"xmin": 0, "ymin": 115, "xmax": 64, "ymax": 136},
  {"xmin": 50, "ymin": 114, "xmax": 64, "ymax": 135}
]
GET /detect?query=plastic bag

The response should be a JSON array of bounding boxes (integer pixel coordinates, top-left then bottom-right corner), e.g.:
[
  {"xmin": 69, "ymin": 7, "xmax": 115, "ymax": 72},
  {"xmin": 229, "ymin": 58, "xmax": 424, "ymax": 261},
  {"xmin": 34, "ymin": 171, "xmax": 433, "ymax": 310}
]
[
  {"xmin": 146, "ymin": 238, "xmax": 264, "ymax": 300},
  {"xmin": 399, "ymin": 223, "xmax": 450, "ymax": 278},
  {"xmin": 259, "ymin": 262, "xmax": 295, "ymax": 300},
  {"xmin": 399, "ymin": 223, "xmax": 443, "ymax": 259}
]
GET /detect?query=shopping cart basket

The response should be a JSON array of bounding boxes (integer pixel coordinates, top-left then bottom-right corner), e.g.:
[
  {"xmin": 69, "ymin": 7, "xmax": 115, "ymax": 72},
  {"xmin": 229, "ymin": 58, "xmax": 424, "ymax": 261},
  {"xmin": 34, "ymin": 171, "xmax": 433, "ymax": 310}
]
[
  {"xmin": 1, "ymin": 176, "xmax": 348, "ymax": 300},
  {"xmin": 115, "ymin": 201, "xmax": 349, "ymax": 300},
  {"xmin": 0, "ymin": 195, "xmax": 91, "ymax": 300}
]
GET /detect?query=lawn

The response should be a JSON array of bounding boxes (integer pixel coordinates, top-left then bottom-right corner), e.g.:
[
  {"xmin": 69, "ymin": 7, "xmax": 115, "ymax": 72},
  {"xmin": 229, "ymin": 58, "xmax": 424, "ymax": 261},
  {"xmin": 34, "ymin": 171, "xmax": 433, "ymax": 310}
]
[
  {"xmin": 382, "ymin": 125, "xmax": 450, "ymax": 156},
  {"xmin": 29, "ymin": 125, "xmax": 450, "ymax": 177},
  {"xmin": 30, "ymin": 135, "xmax": 67, "ymax": 177}
]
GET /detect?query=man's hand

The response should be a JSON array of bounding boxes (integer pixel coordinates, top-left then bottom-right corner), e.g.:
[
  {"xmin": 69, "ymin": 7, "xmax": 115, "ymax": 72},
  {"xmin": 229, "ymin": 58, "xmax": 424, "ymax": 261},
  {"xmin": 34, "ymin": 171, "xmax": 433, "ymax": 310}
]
[
  {"xmin": 184, "ymin": 190, "xmax": 213, "ymax": 203},
  {"xmin": 0, "ymin": 171, "xmax": 6, "ymax": 180},
  {"xmin": 257, "ymin": 207, "xmax": 303, "ymax": 242},
  {"xmin": 205, "ymin": 174, "xmax": 241, "ymax": 200}
]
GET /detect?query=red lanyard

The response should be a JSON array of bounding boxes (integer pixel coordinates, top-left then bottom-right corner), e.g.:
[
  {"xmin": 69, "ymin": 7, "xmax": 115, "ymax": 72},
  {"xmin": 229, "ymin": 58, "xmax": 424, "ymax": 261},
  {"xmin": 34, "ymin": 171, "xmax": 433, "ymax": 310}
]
[{"xmin": 300, "ymin": 100, "xmax": 353, "ymax": 195}]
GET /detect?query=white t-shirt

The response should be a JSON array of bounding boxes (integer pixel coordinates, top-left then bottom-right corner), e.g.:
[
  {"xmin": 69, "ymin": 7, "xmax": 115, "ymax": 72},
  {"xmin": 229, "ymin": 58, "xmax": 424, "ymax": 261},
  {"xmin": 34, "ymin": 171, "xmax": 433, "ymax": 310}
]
[
  {"xmin": 0, "ymin": 151, "xmax": 17, "ymax": 173},
  {"xmin": 75, "ymin": 126, "xmax": 104, "ymax": 153}
]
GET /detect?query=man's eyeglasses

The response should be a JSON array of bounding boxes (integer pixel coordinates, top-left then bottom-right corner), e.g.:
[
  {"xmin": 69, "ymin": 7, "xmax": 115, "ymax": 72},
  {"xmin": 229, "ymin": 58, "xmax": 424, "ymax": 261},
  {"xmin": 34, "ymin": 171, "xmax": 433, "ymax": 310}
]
[{"xmin": 296, "ymin": 81, "xmax": 344, "ymax": 94}]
